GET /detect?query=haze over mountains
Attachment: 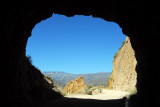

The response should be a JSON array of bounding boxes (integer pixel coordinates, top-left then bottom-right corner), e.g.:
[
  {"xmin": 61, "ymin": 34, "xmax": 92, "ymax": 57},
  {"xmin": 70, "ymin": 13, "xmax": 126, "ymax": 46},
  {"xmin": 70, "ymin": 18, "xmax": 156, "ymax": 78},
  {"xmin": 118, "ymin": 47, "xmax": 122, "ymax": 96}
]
[{"xmin": 43, "ymin": 71, "xmax": 111, "ymax": 88}]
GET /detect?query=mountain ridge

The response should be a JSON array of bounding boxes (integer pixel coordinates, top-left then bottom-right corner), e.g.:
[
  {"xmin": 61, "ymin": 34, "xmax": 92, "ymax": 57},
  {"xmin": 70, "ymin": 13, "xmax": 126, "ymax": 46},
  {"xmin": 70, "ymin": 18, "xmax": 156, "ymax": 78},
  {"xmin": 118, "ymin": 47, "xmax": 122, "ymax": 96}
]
[{"xmin": 43, "ymin": 71, "xmax": 111, "ymax": 88}]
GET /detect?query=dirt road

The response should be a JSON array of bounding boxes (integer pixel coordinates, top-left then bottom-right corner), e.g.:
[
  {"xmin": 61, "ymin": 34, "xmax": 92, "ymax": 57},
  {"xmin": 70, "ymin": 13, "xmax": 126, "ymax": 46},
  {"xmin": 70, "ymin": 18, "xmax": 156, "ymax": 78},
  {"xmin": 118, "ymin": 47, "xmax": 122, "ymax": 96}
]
[{"xmin": 65, "ymin": 89, "xmax": 129, "ymax": 100}]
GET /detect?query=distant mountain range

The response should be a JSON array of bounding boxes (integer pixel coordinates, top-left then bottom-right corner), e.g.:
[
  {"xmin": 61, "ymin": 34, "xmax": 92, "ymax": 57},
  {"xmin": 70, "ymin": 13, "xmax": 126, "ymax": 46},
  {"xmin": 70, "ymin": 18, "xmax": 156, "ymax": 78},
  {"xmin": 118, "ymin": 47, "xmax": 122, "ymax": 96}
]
[{"xmin": 43, "ymin": 71, "xmax": 111, "ymax": 88}]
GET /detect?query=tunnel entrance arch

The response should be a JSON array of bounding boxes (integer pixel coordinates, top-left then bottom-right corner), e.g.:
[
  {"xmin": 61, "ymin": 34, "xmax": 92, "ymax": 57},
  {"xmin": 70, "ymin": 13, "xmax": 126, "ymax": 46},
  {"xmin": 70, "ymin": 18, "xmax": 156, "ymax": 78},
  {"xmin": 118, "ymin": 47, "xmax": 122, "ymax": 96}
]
[
  {"xmin": 26, "ymin": 13, "xmax": 136, "ymax": 100},
  {"xmin": 1, "ymin": 1, "xmax": 158, "ymax": 107}
]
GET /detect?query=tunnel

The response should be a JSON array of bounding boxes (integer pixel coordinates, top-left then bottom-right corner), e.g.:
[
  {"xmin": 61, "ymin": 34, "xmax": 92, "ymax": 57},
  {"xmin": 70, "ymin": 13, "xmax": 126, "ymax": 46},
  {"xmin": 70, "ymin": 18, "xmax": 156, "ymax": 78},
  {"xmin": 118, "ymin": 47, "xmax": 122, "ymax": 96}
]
[{"xmin": 1, "ymin": 1, "xmax": 159, "ymax": 107}]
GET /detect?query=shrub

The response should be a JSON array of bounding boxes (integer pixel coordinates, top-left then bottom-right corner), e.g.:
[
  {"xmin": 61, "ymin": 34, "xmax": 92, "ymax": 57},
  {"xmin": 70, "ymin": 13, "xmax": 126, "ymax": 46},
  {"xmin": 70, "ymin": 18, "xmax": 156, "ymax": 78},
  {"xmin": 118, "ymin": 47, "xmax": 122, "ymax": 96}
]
[
  {"xmin": 113, "ymin": 41, "xmax": 125, "ymax": 62},
  {"xmin": 26, "ymin": 55, "xmax": 32, "ymax": 64},
  {"xmin": 125, "ymin": 87, "xmax": 137, "ymax": 99},
  {"xmin": 77, "ymin": 85, "xmax": 104, "ymax": 95}
]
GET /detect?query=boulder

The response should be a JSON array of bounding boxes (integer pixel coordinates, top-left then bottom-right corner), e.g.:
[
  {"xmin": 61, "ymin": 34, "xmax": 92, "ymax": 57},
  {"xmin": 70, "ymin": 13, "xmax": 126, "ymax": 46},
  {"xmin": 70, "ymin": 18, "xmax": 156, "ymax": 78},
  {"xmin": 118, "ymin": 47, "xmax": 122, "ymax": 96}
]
[{"xmin": 64, "ymin": 76, "xmax": 87, "ymax": 94}]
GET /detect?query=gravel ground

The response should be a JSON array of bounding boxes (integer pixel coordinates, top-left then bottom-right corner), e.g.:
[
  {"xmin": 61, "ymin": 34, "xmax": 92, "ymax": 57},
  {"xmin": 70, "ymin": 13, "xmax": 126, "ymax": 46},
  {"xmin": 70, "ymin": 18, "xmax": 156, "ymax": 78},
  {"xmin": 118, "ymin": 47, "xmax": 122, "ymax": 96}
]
[{"xmin": 65, "ymin": 89, "xmax": 129, "ymax": 100}]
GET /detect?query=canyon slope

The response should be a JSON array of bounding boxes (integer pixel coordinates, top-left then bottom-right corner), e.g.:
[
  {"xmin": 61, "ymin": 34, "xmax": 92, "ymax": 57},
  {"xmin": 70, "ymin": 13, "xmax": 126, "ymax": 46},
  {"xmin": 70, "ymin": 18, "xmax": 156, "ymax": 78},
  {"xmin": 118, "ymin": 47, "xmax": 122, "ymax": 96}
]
[{"xmin": 108, "ymin": 37, "xmax": 137, "ymax": 91}]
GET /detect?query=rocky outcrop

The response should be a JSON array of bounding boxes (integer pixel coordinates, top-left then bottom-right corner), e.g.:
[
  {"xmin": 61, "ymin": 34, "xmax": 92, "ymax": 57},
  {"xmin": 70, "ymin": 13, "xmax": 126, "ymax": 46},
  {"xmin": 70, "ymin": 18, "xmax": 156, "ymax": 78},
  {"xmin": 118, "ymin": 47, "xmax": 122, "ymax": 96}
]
[
  {"xmin": 108, "ymin": 37, "xmax": 137, "ymax": 91},
  {"xmin": 44, "ymin": 75, "xmax": 66, "ymax": 96},
  {"xmin": 64, "ymin": 76, "xmax": 87, "ymax": 94}
]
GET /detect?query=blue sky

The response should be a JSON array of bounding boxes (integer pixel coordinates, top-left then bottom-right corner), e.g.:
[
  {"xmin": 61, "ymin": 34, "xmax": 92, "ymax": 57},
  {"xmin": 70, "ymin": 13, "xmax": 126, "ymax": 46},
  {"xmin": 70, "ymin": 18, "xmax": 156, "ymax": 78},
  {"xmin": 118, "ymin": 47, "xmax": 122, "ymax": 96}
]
[{"xmin": 26, "ymin": 14, "xmax": 126, "ymax": 74}]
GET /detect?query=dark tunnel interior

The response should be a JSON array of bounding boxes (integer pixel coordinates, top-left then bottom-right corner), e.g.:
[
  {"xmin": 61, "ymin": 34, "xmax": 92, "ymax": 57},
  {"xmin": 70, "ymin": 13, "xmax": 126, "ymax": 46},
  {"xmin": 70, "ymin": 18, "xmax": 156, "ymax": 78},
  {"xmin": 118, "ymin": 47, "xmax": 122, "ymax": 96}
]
[{"xmin": 0, "ymin": 1, "xmax": 159, "ymax": 107}]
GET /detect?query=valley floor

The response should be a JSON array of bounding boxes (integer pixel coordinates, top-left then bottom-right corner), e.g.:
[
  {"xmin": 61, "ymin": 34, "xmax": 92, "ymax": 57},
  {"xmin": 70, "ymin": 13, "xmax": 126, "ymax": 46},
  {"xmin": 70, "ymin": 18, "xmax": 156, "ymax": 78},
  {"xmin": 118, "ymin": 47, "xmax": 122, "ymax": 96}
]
[{"xmin": 65, "ymin": 89, "xmax": 129, "ymax": 100}]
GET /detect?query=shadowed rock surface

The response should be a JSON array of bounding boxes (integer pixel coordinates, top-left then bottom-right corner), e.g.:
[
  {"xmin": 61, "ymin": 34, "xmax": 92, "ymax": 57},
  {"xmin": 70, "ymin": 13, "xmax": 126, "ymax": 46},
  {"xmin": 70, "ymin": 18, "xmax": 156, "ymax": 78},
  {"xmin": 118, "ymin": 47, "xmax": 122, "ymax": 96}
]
[
  {"xmin": 0, "ymin": 1, "xmax": 159, "ymax": 107},
  {"xmin": 40, "ymin": 98, "xmax": 126, "ymax": 107}
]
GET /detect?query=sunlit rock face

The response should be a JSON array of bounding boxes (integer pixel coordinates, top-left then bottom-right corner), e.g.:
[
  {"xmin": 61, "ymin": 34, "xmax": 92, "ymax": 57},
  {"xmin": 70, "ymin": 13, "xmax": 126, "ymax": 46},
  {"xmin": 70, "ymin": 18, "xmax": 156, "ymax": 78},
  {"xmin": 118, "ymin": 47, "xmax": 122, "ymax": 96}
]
[
  {"xmin": 64, "ymin": 76, "xmax": 87, "ymax": 94},
  {"xmin": 108, "ymin": 37, "xmax": 137, "ymax": 91}
]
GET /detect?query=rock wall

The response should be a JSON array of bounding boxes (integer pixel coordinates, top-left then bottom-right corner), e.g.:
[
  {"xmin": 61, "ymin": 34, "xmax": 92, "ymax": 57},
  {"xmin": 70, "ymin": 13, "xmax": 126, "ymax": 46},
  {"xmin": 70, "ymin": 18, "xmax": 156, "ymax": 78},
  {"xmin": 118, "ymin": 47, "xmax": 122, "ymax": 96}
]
[
  {"xmin": 2, "ymin": 57, "xmax": 63, "ymax": 107},
  {"xmin": 108, "ymin": 37, "xmax": 137, "ymax": 91},
  {"xmin": 64, "ymin": 76, "xmax": 87, "ymax": 94}
]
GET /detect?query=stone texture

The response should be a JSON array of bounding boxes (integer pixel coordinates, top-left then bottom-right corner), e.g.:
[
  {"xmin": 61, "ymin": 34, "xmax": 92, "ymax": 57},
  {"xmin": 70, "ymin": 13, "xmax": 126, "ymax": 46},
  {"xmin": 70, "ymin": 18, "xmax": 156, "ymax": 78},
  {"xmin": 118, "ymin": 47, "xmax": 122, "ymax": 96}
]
[
  {"xmin": 64, "ymin": 76, "xmax": 87, "ymax": 94},
  {"xmin": 108, "ymin": 37, "xmax": 137, "ymax": 91}
]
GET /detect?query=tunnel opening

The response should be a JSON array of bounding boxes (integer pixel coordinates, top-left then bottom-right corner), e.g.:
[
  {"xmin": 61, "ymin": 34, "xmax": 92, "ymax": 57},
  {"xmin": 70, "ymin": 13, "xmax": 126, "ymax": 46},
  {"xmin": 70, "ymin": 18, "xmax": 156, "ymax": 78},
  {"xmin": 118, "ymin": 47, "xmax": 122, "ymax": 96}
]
[
  {"xmin": 1, "ymin": 1, "xmax": 158, "ymax": 107},
  {"xmin": 26, "ymin": 13, "xmax": 137, "ymax": 101}
]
